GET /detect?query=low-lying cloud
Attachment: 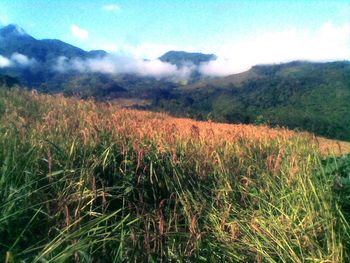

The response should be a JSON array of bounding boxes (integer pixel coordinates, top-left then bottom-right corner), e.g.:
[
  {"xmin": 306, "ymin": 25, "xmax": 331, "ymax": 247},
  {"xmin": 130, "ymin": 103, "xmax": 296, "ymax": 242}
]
[
  {"xmin": 53, "ymin": 55, "xmax": 193, "ymax": 80},
  {"xmin": 0, "ymin": 53, "xmax": 36, "ymax": 68},
  {"xmin": 200, "ymin": 22, "xmax": 350, "ymax": 76},
  {"xmin": 11, "ymin": 53, "xmax": 36, "ymax": 66},
  {"xmin": 78, "ymin": 22, "xmax": 350, "ymax": 79},
  {"xmin": 3, "ymin": 22, "xmax": 347, "ymax": 81},
  {"xmin": 0, "ymin": 55, "xmax": 11, "ymax": 68}
]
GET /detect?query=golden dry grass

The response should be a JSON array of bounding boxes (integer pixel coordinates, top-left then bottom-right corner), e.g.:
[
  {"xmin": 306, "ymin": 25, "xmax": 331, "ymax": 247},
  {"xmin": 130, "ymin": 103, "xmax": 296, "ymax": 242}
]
[
  {"xmin": 309, "ymin": 136, "xmax": 350, "ymax": 156},
  {"xmin": 26, "ymin": 90, "xmax": 350, "ymax": 157},
  {"xmin": 97, "ymin": 101, "xmax": 350, "ymax": 157},
  {"xmin": 120, "ymin": 111, "xmax": 350, "ymax": 156}
]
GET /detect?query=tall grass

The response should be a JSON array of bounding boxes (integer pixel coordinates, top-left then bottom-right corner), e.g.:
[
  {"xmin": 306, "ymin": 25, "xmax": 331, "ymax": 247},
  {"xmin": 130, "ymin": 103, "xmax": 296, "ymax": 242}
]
[{"xmin": 0, "ymin": 86, "xmax": 349, "ymax": 262}]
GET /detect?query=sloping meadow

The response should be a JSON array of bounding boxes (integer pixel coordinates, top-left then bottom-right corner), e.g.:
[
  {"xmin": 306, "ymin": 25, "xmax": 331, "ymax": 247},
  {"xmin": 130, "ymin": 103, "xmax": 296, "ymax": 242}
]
[{"xmin": 0, "ymin": 87, "xmax": 349, "ymax": 262}]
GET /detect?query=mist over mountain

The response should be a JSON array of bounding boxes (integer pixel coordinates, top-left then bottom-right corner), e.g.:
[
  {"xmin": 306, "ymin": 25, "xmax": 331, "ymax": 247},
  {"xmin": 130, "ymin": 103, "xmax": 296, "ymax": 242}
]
[
  {"xmin": 0, "ymin": 24, "xmax": 110, "ymax": 87},
  {"xmin": 0, "ymin": 24, "xmax": 218, "ymax": 89},
  {"xmin": 158, "ymin": 51, "xmax": 218, "ymax": 82}
]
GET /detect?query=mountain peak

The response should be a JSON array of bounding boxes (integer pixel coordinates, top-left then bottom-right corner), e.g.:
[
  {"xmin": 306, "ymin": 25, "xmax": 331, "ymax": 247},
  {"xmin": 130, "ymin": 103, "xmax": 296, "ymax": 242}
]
[{"xmin": 0, "ymin": 24, "xmax": 28, "ymax": 37}]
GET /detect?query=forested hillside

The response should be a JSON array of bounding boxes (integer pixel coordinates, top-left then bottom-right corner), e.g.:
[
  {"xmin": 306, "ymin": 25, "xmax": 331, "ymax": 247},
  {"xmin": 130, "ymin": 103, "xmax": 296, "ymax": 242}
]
[{"xmin": 153, "ymin": 61, "xmax": 350, "ymax": 140}]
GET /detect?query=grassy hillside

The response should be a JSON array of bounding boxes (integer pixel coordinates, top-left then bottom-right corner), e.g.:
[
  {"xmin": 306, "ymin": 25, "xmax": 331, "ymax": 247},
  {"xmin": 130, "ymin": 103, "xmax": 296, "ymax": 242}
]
[
  {"xmin": 0, "ymin": 86, "xmax": 350, "ymax": 262},
  {"xmin": 153, "ymin": 61, "xmax": 350, "ymax": 141}
]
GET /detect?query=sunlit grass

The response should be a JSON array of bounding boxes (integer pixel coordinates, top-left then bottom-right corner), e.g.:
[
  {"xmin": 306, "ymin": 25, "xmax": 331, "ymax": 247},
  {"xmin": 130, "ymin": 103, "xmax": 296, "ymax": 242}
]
[{"xmin": 0, "ymin": 86, "xmax": 349, "ymax": 262}]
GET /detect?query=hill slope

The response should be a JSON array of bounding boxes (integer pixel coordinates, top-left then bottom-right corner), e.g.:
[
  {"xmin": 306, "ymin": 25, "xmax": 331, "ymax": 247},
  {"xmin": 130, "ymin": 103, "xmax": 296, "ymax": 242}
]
[
  {"xmin": 0, "ymin": 85, "xmax": 349, "ymax": 262},
  {"xmin": 153, "ymin": 61, "xmax": 350, "ymax": 141}
]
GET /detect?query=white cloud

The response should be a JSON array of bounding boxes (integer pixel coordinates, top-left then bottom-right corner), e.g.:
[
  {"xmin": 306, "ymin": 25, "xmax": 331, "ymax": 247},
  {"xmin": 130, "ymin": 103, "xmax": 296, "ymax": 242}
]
[
  {"xmin": 52, "ymin": 56, "xmax": 69, "ymax": 72},
  {"xmin": 11, "ymin": 53, "xmax": 36, "ymax": 66},
  {"xmin": 70, "ymin": 24, "xmax": 89, "ymax": 40},
  {"xmin": 102, "ymin": 4, "xmax": 121, "ymax": 12},
  {"xmin": 200, "ymin": 22, "xmax": 350, "ymax": 76},
  {"xmin": 0, "ymin": 53, "xmax": 36, "ymax": 68},
  {"xmin": 0, "ymin": 55, "xmax": 11, "ymax": 68},
  {"xmin": 53, "ymin": 55, "xmax": 192, "ymax": 80}
]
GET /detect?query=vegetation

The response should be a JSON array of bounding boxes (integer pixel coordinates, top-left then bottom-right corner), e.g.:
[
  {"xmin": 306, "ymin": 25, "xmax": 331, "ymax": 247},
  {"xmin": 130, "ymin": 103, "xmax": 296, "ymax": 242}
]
[
  {"xmin": 60, "ymin": 73, "xmax": 177, "ymax": 101},
  {"xmin": 1, "ymin": 85, "xmax": 350, "ymax": 262},
  {"xmin": 1, "ymin": 24, "xmax": 349, "ymax": 142},
  {"xmin": 49, "ymin": 61, "xmax": 350, "ymax": 142},
  {"xmin": 154, "ymin": 61, "xmax": 350, "ymax": 141}
]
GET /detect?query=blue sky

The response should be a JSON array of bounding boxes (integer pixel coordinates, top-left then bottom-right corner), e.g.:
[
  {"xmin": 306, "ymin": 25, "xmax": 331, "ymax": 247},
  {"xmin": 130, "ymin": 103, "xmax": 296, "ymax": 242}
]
[{"xmin": 0, "ymin": 0, "xmax": 349, "ymax": 75}]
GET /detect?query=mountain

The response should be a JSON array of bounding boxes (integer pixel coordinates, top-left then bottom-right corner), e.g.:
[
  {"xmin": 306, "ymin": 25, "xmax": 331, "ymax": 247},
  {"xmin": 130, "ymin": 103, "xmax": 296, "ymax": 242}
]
[
  {"xmin": 152, "ymin": 61, "xmax": 350, "ymax": 141},
  {"xmin": 0, "ymin": 24, "xmax": 194, "ymax": 94},
  {"xmin": 159, "ymin": 51, "xmax": 217, "ymax": 67},
  {"xmin": 0, "ymin": 24, "xmax": 111, "ymax": 88},
  {"xmin": 0, "ymin": 24, "xmax": 106, "ymax": 61},
  {"xmin": 0, "ymin": 24, "xmax": 180, "ymax": 95}
]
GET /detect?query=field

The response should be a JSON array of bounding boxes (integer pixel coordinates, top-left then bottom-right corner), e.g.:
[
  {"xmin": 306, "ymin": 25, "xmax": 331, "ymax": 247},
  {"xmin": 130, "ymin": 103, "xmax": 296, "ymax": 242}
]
[{"xmin": 1, "ymin": 86, "xmax": 350, "ymax": 262}]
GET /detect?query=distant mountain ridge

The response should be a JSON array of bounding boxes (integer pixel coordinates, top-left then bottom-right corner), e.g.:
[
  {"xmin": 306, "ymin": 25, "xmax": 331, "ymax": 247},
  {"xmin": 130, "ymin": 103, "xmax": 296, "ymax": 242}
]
[
  {"xmin": 0, "ymin": 24, "xmax": 217, "ymax": 89},
  {"xmin": 0, "ymin": 24, "xmax": 106, "ymax": 61},
  {"xmin": 0, "ymin": 24, "xmax": 111, "ymax": 88}
]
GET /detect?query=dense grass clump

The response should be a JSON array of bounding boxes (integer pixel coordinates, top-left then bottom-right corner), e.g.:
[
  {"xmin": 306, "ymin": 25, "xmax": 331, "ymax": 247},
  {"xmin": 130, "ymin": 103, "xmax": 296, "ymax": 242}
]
[{"xmin": 0, "ymin": 86, "xmax": 349, "ymax": 262}]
